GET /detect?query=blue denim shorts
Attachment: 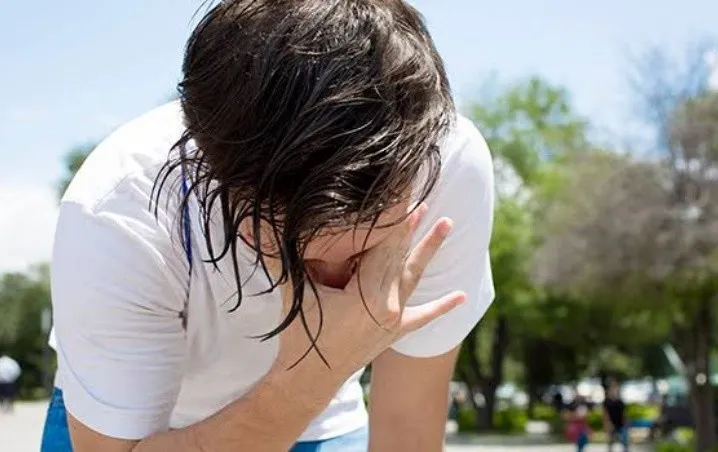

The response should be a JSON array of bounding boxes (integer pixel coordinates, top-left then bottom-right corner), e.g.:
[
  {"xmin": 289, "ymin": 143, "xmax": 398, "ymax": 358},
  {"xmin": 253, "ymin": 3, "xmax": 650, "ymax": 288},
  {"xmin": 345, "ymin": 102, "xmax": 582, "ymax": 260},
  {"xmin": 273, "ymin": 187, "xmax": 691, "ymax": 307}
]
[{"xmin": 41, "ymin": 388, "xmax": 368, "ymax": 451}]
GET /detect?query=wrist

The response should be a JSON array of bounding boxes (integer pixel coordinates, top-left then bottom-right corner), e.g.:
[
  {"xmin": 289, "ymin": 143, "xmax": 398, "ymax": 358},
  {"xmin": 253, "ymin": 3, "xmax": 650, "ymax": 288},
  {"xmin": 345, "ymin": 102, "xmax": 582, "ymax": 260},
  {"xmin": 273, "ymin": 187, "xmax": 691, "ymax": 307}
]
[
  {"xmin": 265, "ymin": 357, "xmax": 346, "ymax": 412},
  {"xmin": 184, "ymin": 362, "xmax": 344, "ymax": 451}
]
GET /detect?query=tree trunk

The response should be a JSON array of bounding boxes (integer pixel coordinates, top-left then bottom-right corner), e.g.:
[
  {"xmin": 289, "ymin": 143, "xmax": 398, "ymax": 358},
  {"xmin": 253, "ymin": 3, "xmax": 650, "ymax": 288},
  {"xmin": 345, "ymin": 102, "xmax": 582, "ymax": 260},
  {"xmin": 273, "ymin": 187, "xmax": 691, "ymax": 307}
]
[
  {"xmin": 478, "ymin": 389, "xmax": 497, "ymax": 431},
  {"xmin": 522, "ymin": 339, "xmax": 556, "ymax": 420},
  {"xmin": 691, "ymin": 379, "xmax": 715, "ymax": 452},
  {"xmin": 457, "ymin": 330, "xmax": 487, "ymax": 432},
  {"xmin": 476, "ymin": 315, "xmax": 510, "ymax": 431},
  {"xmin": 526, "ymin": 389, "xmax": 537, "ymax": 419},
  {"xmin": 689, "ymin": 300, "xmax": 716, "ymax": 452}
]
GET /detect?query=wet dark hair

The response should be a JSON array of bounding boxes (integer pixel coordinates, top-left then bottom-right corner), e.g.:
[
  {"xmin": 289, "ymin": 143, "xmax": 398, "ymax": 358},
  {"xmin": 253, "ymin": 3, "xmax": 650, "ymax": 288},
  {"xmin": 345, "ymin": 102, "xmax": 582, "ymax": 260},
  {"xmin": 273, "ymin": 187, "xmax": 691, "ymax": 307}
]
[{"xmin": 154, "ymin": 0, "xmax": 454, "ymax": 363}]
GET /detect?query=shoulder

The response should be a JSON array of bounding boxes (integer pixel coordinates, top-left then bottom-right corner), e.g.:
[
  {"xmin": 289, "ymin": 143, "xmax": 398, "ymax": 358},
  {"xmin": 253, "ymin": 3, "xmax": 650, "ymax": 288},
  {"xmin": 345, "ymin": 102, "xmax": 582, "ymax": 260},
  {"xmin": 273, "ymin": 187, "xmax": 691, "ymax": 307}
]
[
  {"xmin": 420, "ymin": 113, "xmax": 494, "ymax": 241},
  {"xmin": 437, "ymin": 114, "xmax": 493, "ymax": 192},
  {"xmin": 61, "ymin": 101, "xmax": 186, "ymax": 211},
  {"xmin": 53, "ymin": 102, "xmax": 190, "ymax": 312},
  {"xmin": 392, "ymin": 114, "xmax": 496, "ymax": 357}
]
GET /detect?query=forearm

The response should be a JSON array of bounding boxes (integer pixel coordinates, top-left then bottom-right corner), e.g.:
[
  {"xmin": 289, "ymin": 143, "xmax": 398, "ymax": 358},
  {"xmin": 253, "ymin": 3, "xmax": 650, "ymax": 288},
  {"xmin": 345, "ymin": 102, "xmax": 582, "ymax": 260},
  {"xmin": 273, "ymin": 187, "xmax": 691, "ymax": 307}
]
[
  {"xmin": 368, "ymin": 348, "xmax": 457, "ymax": 452},
  {"xmin": 369, "ymin": 408, "xmax": 447, "ymax": 452},
  {"xmin": 134, "ymin": 368, "xmax": 341, "ymax": 452}
]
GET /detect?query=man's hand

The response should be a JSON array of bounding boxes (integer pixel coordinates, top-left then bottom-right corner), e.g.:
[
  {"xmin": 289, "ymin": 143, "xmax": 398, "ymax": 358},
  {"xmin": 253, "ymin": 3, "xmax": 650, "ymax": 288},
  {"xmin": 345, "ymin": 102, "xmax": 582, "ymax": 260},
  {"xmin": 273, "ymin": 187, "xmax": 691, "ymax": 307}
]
[
  {"xmin": 68, "ymin": 206, "xmax": 464, "ymax": 452},
  {"xmin": 271, "ymin": 203, "xmax": 466, "ymax": 381}
]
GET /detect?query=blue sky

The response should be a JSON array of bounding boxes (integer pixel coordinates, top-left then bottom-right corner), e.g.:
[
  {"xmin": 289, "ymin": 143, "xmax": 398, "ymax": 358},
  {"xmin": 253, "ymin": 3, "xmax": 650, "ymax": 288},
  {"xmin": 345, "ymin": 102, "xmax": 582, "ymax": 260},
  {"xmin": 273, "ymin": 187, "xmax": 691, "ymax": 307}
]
[{"xmin": 0, "ymin": 0, "xmax": 716, "ymax": 271}]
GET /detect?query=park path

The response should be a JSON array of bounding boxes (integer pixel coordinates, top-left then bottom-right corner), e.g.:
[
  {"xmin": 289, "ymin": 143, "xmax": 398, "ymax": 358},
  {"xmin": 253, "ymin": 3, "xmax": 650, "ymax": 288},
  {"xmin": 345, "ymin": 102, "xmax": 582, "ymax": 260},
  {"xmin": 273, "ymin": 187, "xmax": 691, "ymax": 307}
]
[{"xmin": 1, "ymin": 401, "xmax": 649, "ymax": 452}]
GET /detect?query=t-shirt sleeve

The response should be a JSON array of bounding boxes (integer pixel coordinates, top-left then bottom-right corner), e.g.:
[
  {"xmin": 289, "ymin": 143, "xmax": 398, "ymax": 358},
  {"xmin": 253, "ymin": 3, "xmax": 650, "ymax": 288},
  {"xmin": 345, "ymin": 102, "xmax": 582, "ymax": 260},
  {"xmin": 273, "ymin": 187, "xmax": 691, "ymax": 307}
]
[
  {"xmin": 52, "ymin": 194, "xmax": 189, "ymax": 440},
  {"xmin": 391, "ymin": 117, "xmax": 495, "ymax": 358}
]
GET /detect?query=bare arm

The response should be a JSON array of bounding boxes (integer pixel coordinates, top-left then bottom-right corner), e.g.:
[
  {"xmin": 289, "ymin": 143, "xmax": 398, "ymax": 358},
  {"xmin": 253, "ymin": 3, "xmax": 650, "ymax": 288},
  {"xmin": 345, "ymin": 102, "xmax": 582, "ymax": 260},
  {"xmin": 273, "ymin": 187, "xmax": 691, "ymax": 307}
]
[
  {"xmin": 368, "ymin": 346, "xmax": 459, "ymax": 452},
  {"xmin": 68, "ymin": 366, "xmax": 343, "ymax": 452}
]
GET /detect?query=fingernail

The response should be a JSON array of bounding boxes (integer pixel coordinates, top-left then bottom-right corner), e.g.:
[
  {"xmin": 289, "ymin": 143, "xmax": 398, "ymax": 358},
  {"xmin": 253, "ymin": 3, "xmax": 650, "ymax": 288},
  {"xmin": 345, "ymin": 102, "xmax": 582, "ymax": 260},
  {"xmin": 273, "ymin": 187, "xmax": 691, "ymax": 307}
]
[{"xmin": 438, "ymin": 219, "xmax": 454, "ymax": 237}]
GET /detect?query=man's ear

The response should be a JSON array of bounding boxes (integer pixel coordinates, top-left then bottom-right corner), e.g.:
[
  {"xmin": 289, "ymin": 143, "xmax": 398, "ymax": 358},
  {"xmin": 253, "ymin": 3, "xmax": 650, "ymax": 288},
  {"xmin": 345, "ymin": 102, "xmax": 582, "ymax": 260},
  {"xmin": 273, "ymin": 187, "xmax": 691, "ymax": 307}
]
[
  {"xmin": 238, "ymin": 218, "xmax": 254, "ymax": 243},
  {"xmin": 239, "ymin": 218, "xmax": 285, "ymax": 283},
  {"xmin": 239, "ymin": 217, "xmax": 281, "ymax": 255}
]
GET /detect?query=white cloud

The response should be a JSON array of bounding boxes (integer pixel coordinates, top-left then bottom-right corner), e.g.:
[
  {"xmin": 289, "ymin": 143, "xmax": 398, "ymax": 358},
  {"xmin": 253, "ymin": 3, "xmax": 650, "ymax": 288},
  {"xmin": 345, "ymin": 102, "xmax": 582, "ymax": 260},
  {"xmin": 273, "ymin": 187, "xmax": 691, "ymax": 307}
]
[{"xmin": 0, "ymin": 184, "xmax": 58, "ymax": 274}]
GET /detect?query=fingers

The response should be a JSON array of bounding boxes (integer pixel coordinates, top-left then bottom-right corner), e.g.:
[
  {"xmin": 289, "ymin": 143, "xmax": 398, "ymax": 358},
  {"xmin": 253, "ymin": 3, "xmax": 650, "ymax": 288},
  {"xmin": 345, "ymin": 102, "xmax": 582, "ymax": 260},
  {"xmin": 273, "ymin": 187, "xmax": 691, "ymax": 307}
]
[
  {"xmin": 400, "ymin": 217, "xmax": 454, "ymax": 302},
  {"xmin": 400, "ymin": 291, "xmax": 466, "ymax": 332},
  {"xmin": 379, "ymin": 205, "xmax": 426, "ymax": 292},
  {"xmin": 346, "ymin": 203, "xmax": 428, "ymax": 296},
  {"xmin": 397, "ymin": 202, "xmax": 429, "ymax": 247}
]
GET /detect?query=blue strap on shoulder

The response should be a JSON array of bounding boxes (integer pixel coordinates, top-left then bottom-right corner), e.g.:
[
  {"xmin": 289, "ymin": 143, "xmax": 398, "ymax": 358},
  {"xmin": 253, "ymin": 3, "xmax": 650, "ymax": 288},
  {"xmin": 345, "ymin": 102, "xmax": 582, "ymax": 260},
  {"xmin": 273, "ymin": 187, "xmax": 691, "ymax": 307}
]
[{"xmin": 180, "ymin": 167, "xmax": 193, "ymax": 274}]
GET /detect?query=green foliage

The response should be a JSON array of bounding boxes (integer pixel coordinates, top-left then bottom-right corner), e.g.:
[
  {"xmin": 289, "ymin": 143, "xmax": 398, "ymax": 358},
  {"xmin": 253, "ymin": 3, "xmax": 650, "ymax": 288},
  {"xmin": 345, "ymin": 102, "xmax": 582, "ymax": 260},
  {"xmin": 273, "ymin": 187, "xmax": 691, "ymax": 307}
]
[
  {"xmin": 0, "ymin": 265, "xmax": 53, "ymax": 398},
  {"xmin": 493, "ymin": 407, "xmax": 529, "ymax": 434},
  {"xmin": 456, "ymin": 76, "xmax": 600, "ymax": 431},
  {"xmin": 457, "ymin": 404, "xmax": 478, "ymax": 433},
  {"xmin": 456, "ymin": 405, "xmax": 529, "ymax": 435},
  {"xmin": 489, "ymin": 199, "xmax": 536, "ymax": 314},
  {"xmin": 651, "ymin": 437, "xmax": 718, "ymax": 452},
  {"xmin": 471, "ymin": 76, "xmax": 588, "ymax": 186},
  {"xmin": 626, "ymin": 403, "xmax": 660, "ymax": 421},
  {"xmin": 531, "ymin": 403, "xmax": 558, "ymax": 422},
  {"xmin": 57, "ymin": 143, "xmax": 95, "ymax": 199},
  {"xmin": 586, "ymin": 409, "xmax": 603, "ymax": 432},
  {"xmin": 549, "ymin": 416, "xmax": 565, "ymax": 437},
  {"xmin": 655, "ymin": 441, "xmax": 692, "ymax": 452}
]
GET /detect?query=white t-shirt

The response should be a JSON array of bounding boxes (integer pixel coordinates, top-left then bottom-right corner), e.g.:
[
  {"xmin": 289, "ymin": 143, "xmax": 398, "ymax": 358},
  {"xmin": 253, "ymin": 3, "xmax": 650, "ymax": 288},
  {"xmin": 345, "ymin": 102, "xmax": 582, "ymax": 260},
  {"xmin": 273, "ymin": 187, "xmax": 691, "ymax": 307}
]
[{"xmin": 50, "ymin": 101, "xmax": 495, "ymax": 442}]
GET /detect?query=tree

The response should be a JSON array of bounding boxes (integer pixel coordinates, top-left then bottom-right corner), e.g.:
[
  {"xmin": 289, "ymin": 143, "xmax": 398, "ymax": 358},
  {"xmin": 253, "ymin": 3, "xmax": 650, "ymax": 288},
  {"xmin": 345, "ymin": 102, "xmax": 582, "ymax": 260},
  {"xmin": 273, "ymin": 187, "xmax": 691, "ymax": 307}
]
[
  {"xmin": 0, "ymin": 265, "xmax": 53, "ymax": 397},
  {"xmin": 57, "ymin": 143, "xmax": 95, "ymax": 199},
  {"xmin": 535, "ymin": 45, "xmax": 718, "ymax": 450},
  {"xmin": 456, "ymin": 76, "xmax": 590, "ymax": 430}
]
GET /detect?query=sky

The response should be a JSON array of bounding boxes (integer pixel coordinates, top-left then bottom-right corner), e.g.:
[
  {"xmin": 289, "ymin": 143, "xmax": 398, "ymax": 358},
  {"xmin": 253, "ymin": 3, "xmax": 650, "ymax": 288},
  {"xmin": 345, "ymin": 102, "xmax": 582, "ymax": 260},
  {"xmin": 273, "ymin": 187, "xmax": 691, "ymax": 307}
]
[{"xmin": 1, "ymin": 0, "xmax": 717, "ymax": 273}]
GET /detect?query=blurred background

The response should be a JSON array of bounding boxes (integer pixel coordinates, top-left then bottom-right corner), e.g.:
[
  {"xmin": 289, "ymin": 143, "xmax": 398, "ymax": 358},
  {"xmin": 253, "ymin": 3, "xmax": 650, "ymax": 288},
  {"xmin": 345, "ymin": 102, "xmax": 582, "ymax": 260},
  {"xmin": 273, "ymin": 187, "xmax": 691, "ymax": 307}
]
[{"xmin": 1, "ymin": 1, "xmax": 717, "ymax": 451}]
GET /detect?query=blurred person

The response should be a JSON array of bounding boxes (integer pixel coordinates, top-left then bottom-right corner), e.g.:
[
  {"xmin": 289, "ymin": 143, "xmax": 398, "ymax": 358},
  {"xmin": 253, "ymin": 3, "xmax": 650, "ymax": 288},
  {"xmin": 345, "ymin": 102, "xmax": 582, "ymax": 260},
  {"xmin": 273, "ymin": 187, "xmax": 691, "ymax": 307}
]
[
  {"xmin": 602, "ymin": 379, "xmax": 629, "ymax": 451},
  {"xmin": 646, "ymin": 391, "xmax": 664, "ymax": 441},
  {"xmin": 40, "ymin": 1, "xmax": 495, "ymax": 451},
  {"xmin": 448, "ymin": 388, "xmax": 467, "ymax": 421},
  {"xmin": 563, "ymin": 386, "xmax": 591, "ymax": 452},
  {"xmin": 552, "ymin": 387, "xmax": 565, "ymax": 414},
  {"xmin": 0, "ymin": 354, "xmax": 21, "ymax": 414}
]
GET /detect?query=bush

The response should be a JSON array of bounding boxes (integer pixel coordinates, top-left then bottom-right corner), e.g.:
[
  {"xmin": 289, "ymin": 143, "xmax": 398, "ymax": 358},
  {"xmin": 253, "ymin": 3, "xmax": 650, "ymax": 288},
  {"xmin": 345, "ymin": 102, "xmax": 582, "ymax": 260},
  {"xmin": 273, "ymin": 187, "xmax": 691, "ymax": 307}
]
[
  {"xmin": 626, "ymin": 403, "xmax": 660, "ymax": 421},
  {"xmin": 655, "ymin": 440, "xmax": 693, "ymax": 452},
  {"xmin": 455, "ymin": 405, "xmax": 528, "ymax": 434},
  {"xmin": 493, "ymin": 407, "xmax": 528, "ymax": 434},
  {"xmin": 586, "ymin": 409, "xmax": 603, "ymax": 431},
  {"xmin": 456, "ymin": 405, "xmax": 477, "ymax": 433},
  {"xmin": 532, "ymin": 403, "xmax": 559, "ymax": 422},
  {"xmin": 549, "ymin": 416, "xmax": 566, "ymax": 436}
]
